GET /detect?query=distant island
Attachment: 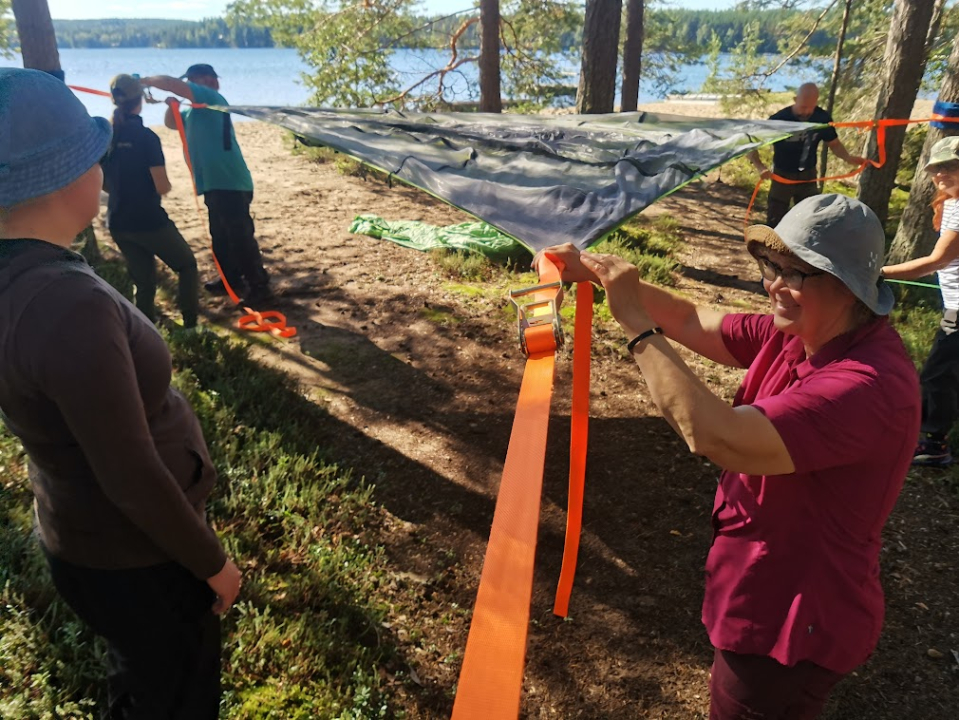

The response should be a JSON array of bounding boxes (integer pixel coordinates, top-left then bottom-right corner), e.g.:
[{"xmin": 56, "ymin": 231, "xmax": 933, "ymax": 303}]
[
  {"xmin": 53, "ymin": 18, "xmax": 275, "ymax": 49},
  {"xmin": 52, "ymin": 10, "xmax": 828, "ymax": 53}
]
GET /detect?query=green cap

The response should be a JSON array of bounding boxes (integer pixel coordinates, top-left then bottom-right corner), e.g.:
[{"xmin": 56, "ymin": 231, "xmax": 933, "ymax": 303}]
[
  {"xmin": 109, "ymin": 73, "xmax": 143, "ymax": 105},
  {"xmin": 924, "ymin": 136, "xmax": 959, "ymax": 171}
]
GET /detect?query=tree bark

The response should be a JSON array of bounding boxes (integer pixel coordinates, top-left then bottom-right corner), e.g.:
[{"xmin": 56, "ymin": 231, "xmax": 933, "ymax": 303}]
[
  {"xmin": 576, "ymin": 0, "xmax": 623, "ymax": 114},
  {"xmin": 11, "ymin": 0, "xmax": 61, "ymax": 76},
  {"xmin": 888, "ymin": 30, "xmax": 959, "ymax": 263},
  {"xmin": 856, "ymin": 0, "xmax": 939, "ymax": 226},
  {"xmin": 478, "ymin": 0, "xmax": 502, "ymax": 113},
  {"xmin": 620, "ymin": 0, "xmax": 645, "ymax": 112},
  {"xmin": 819, "ymin": 0, "xmax": 852, "ymax": 189}
]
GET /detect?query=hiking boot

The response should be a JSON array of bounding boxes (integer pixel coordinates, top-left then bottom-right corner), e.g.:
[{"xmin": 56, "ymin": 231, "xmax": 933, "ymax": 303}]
[
  {"xmin": 241, "ymin": 284, "xmax": 274, "ymax": 308},
  {"xmin": 912, "ymin": 438, "xmax": 953, "ymax": 467}
]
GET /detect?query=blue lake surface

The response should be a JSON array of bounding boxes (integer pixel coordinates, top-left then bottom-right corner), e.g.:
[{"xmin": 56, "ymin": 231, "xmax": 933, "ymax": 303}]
[{"xmin": 1, "ymin": 46, "xmax": 838, "ymax": 126}]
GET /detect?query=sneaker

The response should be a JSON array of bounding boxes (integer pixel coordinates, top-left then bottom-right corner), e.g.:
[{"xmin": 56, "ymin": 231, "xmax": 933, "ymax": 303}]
[
  {"xmin": 241, "ymin": 285, "xmax": 274, "ymax": 308},
  {"xmin": 912, "ymin": 438, "xmax": 953, "ymax": 467}
]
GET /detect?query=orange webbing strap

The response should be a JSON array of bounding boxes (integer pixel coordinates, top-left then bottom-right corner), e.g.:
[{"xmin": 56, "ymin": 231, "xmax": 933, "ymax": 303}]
[
  {"xmin": 168, "ymin": 99, "xmax": 296, "ymax": 338},
  {"xmin": 552, "ymin": 280, "xmax": 592, "ymax": 618},
  {"xmin": 451, "ymin": 258, "xmax": 564, "ymax": 720}
]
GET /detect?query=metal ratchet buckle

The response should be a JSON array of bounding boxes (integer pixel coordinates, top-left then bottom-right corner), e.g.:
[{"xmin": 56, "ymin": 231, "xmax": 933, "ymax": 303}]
[{"xmin": 508, "ymin": 280, "xmax": 564, "ymax": 356}]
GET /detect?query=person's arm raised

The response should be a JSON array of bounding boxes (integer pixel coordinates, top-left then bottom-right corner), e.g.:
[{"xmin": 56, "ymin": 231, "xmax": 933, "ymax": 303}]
[
  {"xmin": 579, "ymin": 251, "xmax": 794, "ymax": 476},
  {"xmin": 883, "ymin": 228, "xmax": 959, "ymax": 280},
  {"xmin": 140, "ymin": 75, "xmax": 195, "ymax": 102},
  {"xmin": 535, "ymin": 243, "xmax": 741, "ymax": 367}
]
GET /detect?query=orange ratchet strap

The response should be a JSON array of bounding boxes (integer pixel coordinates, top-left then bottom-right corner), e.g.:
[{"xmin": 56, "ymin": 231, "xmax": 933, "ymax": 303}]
[{"xmin": 452, "ymin": 258, "xmax": 593, "ymax": 719}]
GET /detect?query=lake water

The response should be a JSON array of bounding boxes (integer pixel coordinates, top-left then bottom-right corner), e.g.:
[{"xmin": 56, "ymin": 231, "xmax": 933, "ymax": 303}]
[{"xmin": 1, "ymin": 46, "xmax": 828, "ymax": 126}]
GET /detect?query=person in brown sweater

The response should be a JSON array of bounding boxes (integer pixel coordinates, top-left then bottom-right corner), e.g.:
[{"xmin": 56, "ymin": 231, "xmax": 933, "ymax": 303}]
[{"xmin": 0, "ymin": 68, "xmax": 241, "ymax": 718}]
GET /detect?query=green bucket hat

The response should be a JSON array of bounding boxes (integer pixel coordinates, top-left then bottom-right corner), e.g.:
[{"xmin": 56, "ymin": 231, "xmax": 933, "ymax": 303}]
[{"xmin": 923, "ymin": 136, "xmax": 959, "ymax": 171}]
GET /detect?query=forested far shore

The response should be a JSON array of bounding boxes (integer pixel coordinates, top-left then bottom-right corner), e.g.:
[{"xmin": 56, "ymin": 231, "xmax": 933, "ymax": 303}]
[{"xmin": 48, "ymin": 9, "xmax": 829, "ymax": 53}]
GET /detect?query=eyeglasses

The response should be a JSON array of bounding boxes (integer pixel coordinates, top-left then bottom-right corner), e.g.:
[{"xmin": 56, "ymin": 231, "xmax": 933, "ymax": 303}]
[{"xmin": 756, "ymin": 256, "xmax": 824, "ymax": 291}]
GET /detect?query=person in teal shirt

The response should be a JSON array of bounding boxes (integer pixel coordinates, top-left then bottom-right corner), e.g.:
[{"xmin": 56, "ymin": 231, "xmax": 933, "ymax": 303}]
[{"xmin": 141, "ymin": 65, "xmax": 271, "ymax": 306}]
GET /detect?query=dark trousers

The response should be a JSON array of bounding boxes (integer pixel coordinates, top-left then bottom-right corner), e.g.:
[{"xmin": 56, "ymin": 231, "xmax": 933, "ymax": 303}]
[
  {"xmin": 111, "ymin": 222, "xmax": 199, "ymax": 328},
  {"xmin": 767, "ymin": 169, "xmax": 821, "ymax": 227},
  {"xmin": 203, "ymin": 189, "xmax": 268, "ymax": 292},
  {"xmin": 44, "ymin": 550, "xmax": 221, "ymax": 720},
  {"xmin": 709, "ymin": 649, "xmax": 844, "ymax": 720},
  {"xmin": 920, "ymin": 309, "xmax": 959, "ymax": 438}
]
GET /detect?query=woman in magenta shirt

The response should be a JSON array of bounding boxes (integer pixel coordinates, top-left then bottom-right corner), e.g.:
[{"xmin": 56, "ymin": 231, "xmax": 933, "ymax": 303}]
[{"xmin": 538, "ymin": 194, "xmax": 919, "ymax": 719}]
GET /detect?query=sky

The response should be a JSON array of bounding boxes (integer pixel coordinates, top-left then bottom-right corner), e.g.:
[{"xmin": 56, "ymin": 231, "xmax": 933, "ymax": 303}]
[{"xmin": 46, "ymin": 0, "xmax": 737, "ymax": 22}]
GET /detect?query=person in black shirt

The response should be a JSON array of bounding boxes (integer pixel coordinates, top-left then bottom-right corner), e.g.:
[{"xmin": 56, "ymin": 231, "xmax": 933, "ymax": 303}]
[
  {"xmin": 748, "ymin": 83, "xmax": 867, "ymax": 226},
  {"xmin": 101, "ymin": 74, "xmax": 199, "ymax": 329}
]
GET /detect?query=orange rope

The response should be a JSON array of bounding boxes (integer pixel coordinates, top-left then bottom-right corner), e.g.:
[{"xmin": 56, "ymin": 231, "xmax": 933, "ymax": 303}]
[
  {"xmin": 168, "ymin": 100, "xmax": 297, "ymax": 338},
  {"xmin": 744, "ymin": 116, "xmax": 959, "ymax": 228},
  {"xmin": 68, "ymin": 80, "xmax": 297, "ymax": 339},
  {"xmin": 68, "ymin": 84, "xmax": 111, "ymax": 98}
]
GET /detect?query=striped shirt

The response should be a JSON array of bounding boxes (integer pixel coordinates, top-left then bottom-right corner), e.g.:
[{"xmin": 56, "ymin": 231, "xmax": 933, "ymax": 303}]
[{"xmin": 939, "ymin": 198, "xmax": 959, "ymax": 310}]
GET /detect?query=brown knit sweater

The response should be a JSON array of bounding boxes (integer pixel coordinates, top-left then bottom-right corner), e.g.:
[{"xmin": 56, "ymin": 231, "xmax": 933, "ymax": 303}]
[{"xmin": 0, "ymin": 238, "xmax": 226, "ymax": 579}]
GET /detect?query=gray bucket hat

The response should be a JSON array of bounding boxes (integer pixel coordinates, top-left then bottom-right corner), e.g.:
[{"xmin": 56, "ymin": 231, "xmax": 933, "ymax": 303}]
[
  {"xmin": 744, "ymin": 194, "xmax": 893, "ymax": 315},
  {"xmin": 0, "ymin": 68, "xmax": 112, "ymax": 207}
]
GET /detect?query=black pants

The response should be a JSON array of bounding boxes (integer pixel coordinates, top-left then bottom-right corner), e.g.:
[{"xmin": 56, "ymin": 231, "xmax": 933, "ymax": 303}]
[
  {"xmin": 203, "ymin": 189, "xmax": 269, "ymax": 291},
  {"xmin": 920, "ymin": 309, "xmax": 959, "ymax": 438},
  {"xmin": 766, "ymin": 169, "xmax": 821, "ymax": 227},
  {"xmin": 44, "ymin": 550, "xmax": 221, "ymax": 720}
]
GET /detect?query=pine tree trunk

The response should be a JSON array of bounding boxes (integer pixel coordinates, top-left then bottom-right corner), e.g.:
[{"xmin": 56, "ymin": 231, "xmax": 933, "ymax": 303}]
[
  {"xmin": 620, "ymin": 0, "xmax": 645, "ymax": 112},
  {"xmin": 13, "ymin": 0, "xmax": 98, "ymax": 255},
  {"xmin": 11, "ymin": 0, "xmax": 61, "ymax": 76},
  {"xmin": 888, "ymin": 30, "xmax": 959, "ymax": 263},
  {"xmin": 479, "ymin": 0, "xmax": 502, "ymax": 113},
  {"xmin": 856, "ymin": 0, "xmax": 939, "ymax": 226},
  {"xmin": 576, "ymin": 0, "xmax": 623, "ymax": 114},
  {"xmin": 819, "ymin": 0, "xmax": 853, "ymax": 190}
]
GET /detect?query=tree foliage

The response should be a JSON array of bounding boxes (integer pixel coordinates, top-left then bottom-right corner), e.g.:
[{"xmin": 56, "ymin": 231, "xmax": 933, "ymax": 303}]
[
  {"xmin": 1, "ymin": 0, "xmax": 15, "ymax": 55},
  {"xmin": 225, "ymin": 0, "xmax": 580, "ymax": 110}
]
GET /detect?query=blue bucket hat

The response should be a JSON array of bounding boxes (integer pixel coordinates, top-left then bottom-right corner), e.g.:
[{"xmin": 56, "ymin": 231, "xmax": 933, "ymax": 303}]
[{"xmin": 0, "ymin": 68, "xmax": 112, "ymax": 207}]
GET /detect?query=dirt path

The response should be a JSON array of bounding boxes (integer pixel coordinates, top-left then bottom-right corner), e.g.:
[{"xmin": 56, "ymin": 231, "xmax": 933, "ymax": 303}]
[{"xmin": 101, "ymin": 120, "xmax": 959, "ymax": 719}]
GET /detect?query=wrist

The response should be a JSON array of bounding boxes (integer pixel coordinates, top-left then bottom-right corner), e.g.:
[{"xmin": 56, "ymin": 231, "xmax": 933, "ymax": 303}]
[{"xmin": 618, "ymin": 313, "xmax": 656, "ymax": 340}]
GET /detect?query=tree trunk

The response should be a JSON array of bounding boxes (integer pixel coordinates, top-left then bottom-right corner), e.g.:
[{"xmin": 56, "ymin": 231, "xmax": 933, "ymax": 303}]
[
  {"xmin": 819, "ymin": 0, "xmax": 853, "ymax": 189},
  {"xmin": 11, "ymin": 0, "xmax": 61, "ymax": 76},
  {"xmin": 620, "ymin": 0, "xmax": 645, "ymax": 112},
  {"xmin": 888, "ymin": 30, "xmax": 959, "ymax": 263},
  {"xmin": 576, "ymin": 0, "xmax": 623, "ymax": 114},
  {"xmin": 478, "ymin": 0, "xmax": 502, "ymax": 113},
  {"xmin": 856, "ymin": 0, "xmax": 939, "ymax": 226}
]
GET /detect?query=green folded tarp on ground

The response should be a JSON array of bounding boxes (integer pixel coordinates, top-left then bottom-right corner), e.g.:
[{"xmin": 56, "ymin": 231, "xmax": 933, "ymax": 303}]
[{"xmin": 349, "ymin": 214, "xmax": 525, "ymax": 261}]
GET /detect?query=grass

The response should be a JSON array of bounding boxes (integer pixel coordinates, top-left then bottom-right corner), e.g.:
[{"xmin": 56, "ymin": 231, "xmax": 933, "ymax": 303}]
[{"xmin": 0, "ymin": 258, "xmax": 419, "ymax": 716}]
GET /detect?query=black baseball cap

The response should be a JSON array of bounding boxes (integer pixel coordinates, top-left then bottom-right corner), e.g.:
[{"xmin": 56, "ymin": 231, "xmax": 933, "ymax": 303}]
[{"xmin": 180, "ymin": 64, "xmax": 219, "ymax": 80}]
